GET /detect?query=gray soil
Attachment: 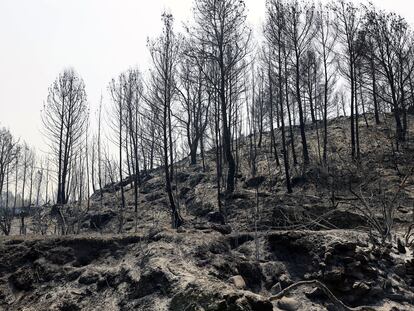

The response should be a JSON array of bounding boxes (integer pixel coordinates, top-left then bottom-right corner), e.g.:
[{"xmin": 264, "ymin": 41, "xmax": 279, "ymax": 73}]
[{"xmin": 1, "ymin": 115, "xmax": 414, "ymax": 311}]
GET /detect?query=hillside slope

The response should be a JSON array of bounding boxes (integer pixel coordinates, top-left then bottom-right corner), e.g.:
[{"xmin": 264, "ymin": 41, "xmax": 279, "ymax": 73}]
[{"xmin": 1, "ymin": 115, "xmax": 414, "ymax": 311}]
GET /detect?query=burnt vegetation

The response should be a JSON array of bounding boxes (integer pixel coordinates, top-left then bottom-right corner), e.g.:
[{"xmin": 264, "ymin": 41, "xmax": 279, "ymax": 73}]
[{"xmin": 2, "ymin": 0, "xmax": 414, "ymax": 310}]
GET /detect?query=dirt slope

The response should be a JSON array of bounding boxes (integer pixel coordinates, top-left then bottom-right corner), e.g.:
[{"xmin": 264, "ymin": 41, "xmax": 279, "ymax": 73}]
[
  {"xmin": 1, "ymin": 229, "xmax": 413, "ymax": 310},
  {"xmin": 1, "ymin": 115, "xmax": 414, "ymax": 310}
]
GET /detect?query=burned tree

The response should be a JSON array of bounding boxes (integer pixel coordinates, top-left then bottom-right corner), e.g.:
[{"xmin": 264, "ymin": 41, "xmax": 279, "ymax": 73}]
[
  {"xmin": 191, "ymin": 0, "xmax": 251, "ymax": 194},
  {"xmin": 0, "ymin": 127, "xmax": 19, "ymax": 235},
  {"xmin": 333, "ymin": 0, "xmax": 362, "ymax": 159},
  {"xmin": 364, "ymin": 8, "xmax": 414, "ymax": 145},
  {"xmin": 316, "ymin": 4, "xmax": 337, "ymax": 164},
  {"xmin": 147, "ymin": 13, "xmax": 183, "ymax": 228},
  {"xmin": 109, "ymin": 73, "xmax": 127, "ymax": 233},
  {"xmin": 284, "ymin": 0, "xmax": 316, "ymax": 165},
  {"xmin": 41, "ymin": 69, "xmax": 88, "ymax": 205},
  {"xmin": 177, "ymin": 46, "xmax": 210, "ymax": 166},
  {"xmin": 0, "ymin": 127, "xmax": 19, "ymax": 201},
  {"xmin": 124, "ymin": 69, "xmax": 144, "ymax": 231},
  {"xmin": 265, "ymin": 0, "xmax": 292, "ymax": 193}
]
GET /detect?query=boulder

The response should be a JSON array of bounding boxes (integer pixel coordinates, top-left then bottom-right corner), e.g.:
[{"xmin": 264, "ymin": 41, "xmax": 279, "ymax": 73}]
[
  {"xmin": 277, "ymin": 297, "xmax": 301, "ymax": 311},
  {"xmin": 229, "ymin": 275, "xmax": 246, "ymax": 289}
]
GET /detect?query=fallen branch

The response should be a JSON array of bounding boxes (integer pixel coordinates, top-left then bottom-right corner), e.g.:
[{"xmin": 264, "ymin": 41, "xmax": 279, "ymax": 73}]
[{"xmin": 269, "ymin": 280, "xmax": 376, "ymax": 311}]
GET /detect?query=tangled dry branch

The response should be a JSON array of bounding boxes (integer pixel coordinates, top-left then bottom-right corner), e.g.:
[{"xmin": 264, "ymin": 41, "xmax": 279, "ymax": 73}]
[{"xmin": 269, "ymin": 280, "xmax": 376, "ymax": 311}]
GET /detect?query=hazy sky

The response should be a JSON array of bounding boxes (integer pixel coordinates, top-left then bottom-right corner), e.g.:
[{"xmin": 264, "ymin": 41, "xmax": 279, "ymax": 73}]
[{"xmin": 0, "ymin": 0, "xmax": 412, "ymax": 153}]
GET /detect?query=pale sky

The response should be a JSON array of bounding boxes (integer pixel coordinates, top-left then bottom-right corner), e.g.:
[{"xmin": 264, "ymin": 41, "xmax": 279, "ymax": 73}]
[{"xmin": 0, "ymin": 0, "xmax": 412, "ymax": 153}]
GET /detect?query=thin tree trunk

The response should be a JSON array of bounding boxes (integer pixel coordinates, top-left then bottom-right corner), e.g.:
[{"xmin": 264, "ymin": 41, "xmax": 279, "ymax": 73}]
[
  {"xmin": 350, "ymin": 64, "xmax": 356, "ymax": 160},
  {"xmin": 371, "ymin": 55, "xmax": 380, "ymax": 125},
  {"xmin": 278, "ymin": 44, "xmax": 292, "ymax": 193},
  {"xmin": 295, "ymin": 55, "xmax": 310, "ymax": 165},
  {"xmin": 118, "ymin": 95, "xmax": 125, "ymax": 234},
  {"xmin": 354, "ymin": 70, "xmax": 360, "ymax": 160},
  {"xmin": 268, "ymin": 64, "xmax": 280, "ymax": 166}
]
